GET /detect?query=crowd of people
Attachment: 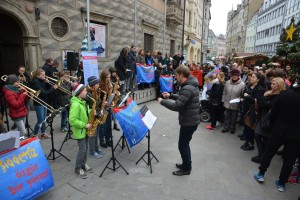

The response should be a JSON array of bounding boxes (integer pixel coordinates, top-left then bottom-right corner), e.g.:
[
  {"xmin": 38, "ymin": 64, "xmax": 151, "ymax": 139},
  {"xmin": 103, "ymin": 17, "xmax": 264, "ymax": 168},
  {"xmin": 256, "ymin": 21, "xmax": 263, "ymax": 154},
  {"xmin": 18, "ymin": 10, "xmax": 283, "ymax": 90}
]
[{"xmin": 202, "ymin": 62, "xmax": 300, "ymax": 192}]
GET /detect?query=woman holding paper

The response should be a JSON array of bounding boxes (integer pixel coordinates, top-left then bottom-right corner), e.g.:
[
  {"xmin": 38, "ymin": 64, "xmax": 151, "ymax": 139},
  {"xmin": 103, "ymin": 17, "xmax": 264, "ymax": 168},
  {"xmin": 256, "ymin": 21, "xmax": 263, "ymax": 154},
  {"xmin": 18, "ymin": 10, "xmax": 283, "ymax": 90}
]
[{"xmin": 221, "ymin": 69, "xmax": 245, "ymax": 134}]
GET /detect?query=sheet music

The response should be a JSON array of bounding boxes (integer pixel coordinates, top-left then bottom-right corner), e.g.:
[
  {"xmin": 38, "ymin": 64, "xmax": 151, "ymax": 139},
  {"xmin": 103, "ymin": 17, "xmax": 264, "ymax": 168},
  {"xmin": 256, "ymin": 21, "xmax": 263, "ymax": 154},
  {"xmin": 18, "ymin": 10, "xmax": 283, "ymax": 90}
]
[{"xmin": 142, "ymin": 110, "xmax": 157, "ymax": 130}]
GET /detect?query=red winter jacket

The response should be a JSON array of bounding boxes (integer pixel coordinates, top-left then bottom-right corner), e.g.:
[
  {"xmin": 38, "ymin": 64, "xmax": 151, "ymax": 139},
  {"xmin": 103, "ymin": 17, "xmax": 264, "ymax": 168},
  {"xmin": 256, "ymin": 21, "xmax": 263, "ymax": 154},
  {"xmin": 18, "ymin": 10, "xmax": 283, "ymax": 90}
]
[{"xmin": 2, "ymin": 85, "xmax": 29, "ymax": 119}]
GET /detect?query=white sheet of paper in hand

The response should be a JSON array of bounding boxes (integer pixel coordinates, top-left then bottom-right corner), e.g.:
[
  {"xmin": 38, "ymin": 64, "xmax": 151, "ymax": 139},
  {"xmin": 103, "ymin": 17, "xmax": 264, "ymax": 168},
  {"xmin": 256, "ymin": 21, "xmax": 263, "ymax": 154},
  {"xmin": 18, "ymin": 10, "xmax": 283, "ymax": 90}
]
[
  {"xmin": 142, "ymin": 110, "xmax": 157, "ymax": 130},
  {"xmin": 229, "ymin": 98, "xmax": 240, "ymax": 104}
]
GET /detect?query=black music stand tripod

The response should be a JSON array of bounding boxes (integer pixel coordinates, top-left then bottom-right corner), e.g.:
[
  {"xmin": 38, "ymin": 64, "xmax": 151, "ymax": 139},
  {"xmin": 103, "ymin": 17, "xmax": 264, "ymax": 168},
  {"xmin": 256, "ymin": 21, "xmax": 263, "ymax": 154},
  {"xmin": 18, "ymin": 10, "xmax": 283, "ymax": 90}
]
[
  {"xmin": 25, "ymin": 115, "xmax": 34, "ymax": 137},
  {"xmin": 46, "ymin": 113, "xmax": 70, "ymax": 162},
  {"xmin": 100, "ymin": 114, "xmax": 129, "ymax": 177},
  {"xmin": 113, "ymin": 132, "xmax": 130, "ymax": 153},
  {"xmin": 136, "ymin": 130, "xmax": 159, "ymax": 173},
  {"xmin": 59, "ymin": 106, "xmax": 73, "ymax": 152}
]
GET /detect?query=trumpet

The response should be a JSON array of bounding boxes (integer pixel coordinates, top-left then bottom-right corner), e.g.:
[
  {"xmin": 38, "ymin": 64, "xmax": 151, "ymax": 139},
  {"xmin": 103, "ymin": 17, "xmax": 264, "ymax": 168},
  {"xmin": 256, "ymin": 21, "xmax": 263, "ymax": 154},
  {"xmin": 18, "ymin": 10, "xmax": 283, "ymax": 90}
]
[
  {"xmin": 18, "ymin": 73, "xmax": 27, "ymax": 83},
  {"xmin": 45, "ymin": 76, "xmax": 73, "ymax": 96}
]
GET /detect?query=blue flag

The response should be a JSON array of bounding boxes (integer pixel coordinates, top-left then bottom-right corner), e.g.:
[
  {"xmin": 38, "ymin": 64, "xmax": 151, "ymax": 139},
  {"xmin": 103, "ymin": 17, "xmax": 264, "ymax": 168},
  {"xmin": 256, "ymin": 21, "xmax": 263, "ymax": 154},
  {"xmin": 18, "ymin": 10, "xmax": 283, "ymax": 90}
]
[
  {"xmin": 136, "ymin": 64, "xmax": 155, "ymax": 83},
  {"xmin": 113, "ymin": 99, "xmax": 148, "ymax": 147},
  {"xmin": 0, "ymin": 139, "xmax": 54, "ymax": 200},
  {"xmin": 159, "ymin": 75, "xmax": 173, "ymax": 93}
]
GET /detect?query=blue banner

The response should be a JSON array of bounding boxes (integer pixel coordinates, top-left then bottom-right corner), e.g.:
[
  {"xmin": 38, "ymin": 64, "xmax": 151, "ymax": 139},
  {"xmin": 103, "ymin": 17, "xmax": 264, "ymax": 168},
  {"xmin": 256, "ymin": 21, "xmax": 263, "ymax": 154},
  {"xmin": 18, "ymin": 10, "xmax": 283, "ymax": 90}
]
[
  {"xmin": 136, "ymin": 64, "xmax": 155, "ymax": 83},
  {"xmin": 113, "ymin": 99, "xmax": 148, "ymax": 147},
  {"xmin": 159, "ymin": 75, "xmax": 173, "ymax": 93},
  {"xmin": 0, "ymin": 139, "xmax": 54, "ymax": 200}
]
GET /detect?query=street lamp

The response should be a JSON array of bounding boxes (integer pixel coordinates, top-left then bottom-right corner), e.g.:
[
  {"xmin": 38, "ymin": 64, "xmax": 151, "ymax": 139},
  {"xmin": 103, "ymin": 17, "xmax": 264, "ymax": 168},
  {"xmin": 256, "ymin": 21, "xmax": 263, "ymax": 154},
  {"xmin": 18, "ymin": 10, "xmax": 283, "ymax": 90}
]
[{"xmin": 185, "ymin": 36, "xmax": 192, "ymax": 47}]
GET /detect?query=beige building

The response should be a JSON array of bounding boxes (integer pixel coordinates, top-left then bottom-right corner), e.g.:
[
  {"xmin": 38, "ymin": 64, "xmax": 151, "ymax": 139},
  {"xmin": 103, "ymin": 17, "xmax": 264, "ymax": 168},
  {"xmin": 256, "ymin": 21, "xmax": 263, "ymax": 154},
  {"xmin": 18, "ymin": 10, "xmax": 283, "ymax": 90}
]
[
  {"xmin": 0, "ymin": 0, "xmax": 184, "ymax": 76},
  {"xmin": 225, "ymin": 0, "xmax": 263, "ymax": 57},
  {"xmin": 184, "ymin": 0, "xmax": 211, "ymax": 64}
]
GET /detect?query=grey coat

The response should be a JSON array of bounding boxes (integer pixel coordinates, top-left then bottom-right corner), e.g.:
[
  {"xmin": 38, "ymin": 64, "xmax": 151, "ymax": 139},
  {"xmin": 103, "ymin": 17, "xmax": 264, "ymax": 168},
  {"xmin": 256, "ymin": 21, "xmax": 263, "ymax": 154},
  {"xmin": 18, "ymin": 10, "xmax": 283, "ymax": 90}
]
[
  {"xmin": 222, "ymin": 79, "xmax": 245, "ymax": 110},
  {"xmin": 161, "ymin": 76, "xmax": 200, "ymax": 127}
]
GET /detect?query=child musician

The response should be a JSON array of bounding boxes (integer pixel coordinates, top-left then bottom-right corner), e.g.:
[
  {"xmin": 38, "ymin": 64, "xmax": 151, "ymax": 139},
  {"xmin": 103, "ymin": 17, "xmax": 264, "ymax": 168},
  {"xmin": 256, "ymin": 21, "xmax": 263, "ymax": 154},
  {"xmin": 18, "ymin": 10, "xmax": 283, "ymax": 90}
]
[
  {"xmin": 30, "ymin": 69, "xmax": 57, "ymax": 139},
  {"xmin": 2, "ymin": 74, "xmax": 29, "ymax": 136},
  {"xmin": 57, "ymin": 71, "xmax": 72, "ymax": 132},
  {"xmin": 69, "ymin": 84, "xmax": 94, "ymax": 179},
  {"xmin": 86, "ymin": 76, "xmax": 105, "ymax": 158},
  {"xmin": 99, "ymin": 69, "xmax": 113, "ymax": 148}
]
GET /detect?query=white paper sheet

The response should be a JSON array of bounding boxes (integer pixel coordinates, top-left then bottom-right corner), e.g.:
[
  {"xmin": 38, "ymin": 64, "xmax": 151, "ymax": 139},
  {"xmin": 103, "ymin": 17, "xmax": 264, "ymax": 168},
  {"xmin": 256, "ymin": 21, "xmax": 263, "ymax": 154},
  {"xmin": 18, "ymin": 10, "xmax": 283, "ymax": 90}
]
[
  {"xmin": 142, "ymin": 110, "xmax": 157, "ymax": 130},
  {"xmin": 229, "ymin": 98, "xmax": 241, "ymax": 104}
]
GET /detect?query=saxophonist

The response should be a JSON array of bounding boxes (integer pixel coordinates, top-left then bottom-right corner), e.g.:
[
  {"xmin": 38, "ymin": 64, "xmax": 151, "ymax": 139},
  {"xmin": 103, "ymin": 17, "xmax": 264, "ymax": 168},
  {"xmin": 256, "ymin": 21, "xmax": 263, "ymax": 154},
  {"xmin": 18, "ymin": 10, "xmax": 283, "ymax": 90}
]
[
  {"xmin": 86, "ymin": 76, "xmax": 105, "ymax": 158},
  {"xmin": 99, "ymin": 69, "xmax": 113, "ymax": 148}
]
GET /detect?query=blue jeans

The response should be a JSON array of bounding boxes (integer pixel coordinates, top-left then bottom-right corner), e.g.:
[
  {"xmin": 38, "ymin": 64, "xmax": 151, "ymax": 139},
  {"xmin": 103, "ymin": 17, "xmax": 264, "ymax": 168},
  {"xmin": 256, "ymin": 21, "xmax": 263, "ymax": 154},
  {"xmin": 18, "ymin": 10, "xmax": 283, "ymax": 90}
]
[
  {"xmin": 178, "ymin": 125, "xmax": 198, "ymax": 171},
  {"xmin": 99, "ymin": 110, "xmax": 112, "ymax": 141},
  {"xmin": 61, "ymin": 107, "xmax": 68, "ymax": 129},
  {"xmin": 33, "ymin": 106, "xmax": 47, "ymax": 135}
]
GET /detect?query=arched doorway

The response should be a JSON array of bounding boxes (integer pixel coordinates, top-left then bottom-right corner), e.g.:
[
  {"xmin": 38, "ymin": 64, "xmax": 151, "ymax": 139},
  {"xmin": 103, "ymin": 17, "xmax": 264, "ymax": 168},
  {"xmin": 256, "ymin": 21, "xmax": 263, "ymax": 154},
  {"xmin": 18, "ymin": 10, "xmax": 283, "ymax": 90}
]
[
  {"xmin": 0, "ymin": 13, "xmax": 25, "ymax": 76},
  {"xmin": 197, "ymin": 49, "xmax": 201, "ymax": 63}
]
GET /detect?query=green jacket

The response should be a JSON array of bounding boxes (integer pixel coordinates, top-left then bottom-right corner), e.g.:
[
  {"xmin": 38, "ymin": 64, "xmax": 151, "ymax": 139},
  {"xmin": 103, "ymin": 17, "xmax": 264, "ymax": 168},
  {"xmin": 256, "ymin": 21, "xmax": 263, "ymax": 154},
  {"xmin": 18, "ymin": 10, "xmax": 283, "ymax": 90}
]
[{"xmin": 69, "ymin": 96, "xmax": 90, "ymax": 139}]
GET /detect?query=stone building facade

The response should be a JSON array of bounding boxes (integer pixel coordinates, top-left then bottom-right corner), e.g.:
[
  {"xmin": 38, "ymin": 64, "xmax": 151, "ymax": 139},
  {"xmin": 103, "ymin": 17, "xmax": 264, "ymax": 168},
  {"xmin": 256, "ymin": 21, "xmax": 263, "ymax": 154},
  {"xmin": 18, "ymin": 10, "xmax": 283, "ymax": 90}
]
[
  {"xmin": 225, "ymin": 0, "xmax": 263, "ymax": 57},
  {"xmin": 0, "ymin": 0, "xmax": 184, "ymax": 76}
]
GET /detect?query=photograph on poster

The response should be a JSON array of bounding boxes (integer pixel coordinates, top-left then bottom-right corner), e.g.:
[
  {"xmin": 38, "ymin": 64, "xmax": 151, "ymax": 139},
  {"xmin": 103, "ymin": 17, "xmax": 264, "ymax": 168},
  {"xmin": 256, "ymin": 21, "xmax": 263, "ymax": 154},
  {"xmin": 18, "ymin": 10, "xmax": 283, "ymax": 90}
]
[
  {"xmin": 62, "ymin": 49, "xmax": 75, "ymax": 70},
  {"xmin": 85, "ymin": 22, "xmax": 106, "ymax": 57}
]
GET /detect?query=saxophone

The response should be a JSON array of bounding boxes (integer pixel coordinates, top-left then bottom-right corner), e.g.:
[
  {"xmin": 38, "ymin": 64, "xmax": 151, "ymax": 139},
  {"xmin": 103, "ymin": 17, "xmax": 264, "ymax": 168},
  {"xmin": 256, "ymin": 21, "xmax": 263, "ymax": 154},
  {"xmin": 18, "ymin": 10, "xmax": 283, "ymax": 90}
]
[
  {"xmin": 110, "ymin": 75, "xmax": 120, "ymax": 108},
  {"xmin": 98, "ymin": 83, "xmax": 112, "ymax": 125},
  {"xmin": 86, "ymin": 95, "xmax": 99, "ymax": 137},
  {"xmin": 86, "ymin": 87, "xmax": 104, "ymax": 137}
]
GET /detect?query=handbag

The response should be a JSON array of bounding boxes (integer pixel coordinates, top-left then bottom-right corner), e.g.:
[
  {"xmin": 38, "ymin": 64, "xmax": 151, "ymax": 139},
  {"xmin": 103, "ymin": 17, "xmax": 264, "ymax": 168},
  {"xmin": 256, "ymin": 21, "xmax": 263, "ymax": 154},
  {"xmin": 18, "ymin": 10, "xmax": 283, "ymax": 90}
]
[
  {"xmin": 260, "ymin": 109, "xmax": 271, "ymax": 130},
  {"xmin": 243, "ymin": 99, "xmax": 258, "ymax": 130}
]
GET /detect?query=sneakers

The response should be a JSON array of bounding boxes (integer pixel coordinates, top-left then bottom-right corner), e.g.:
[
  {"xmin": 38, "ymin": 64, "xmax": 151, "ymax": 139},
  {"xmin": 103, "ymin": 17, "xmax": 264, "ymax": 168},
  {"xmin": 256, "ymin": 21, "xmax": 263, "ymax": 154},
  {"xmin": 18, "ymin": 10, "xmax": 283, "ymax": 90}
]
[
  {"xmin": 206, "ymin": 125, "xmax": 216, "ymax": 130},
  {"xmin": 106, "ymin": 140, "xmax": 113, "ymax": 147},
  {"xmin": 75, "ymin": 169, "xmax": 87, "ymax": 179},
  {"xmin": 242, "ymin": 144, "xmax": 254, "ymax": 151},
  {"xmin": 275, "ymin": 180, "xmax": 285, "ymax": 192},
  {"xmin": 96, "ymin": 150, "xmax": 106, "ymax": 156},
  {"xmin": 89, "ymin": 152, "xmax": 103, "ymax": 159},
  {"xmin": 41, "ymin": 133, "xmax": 51, "ymax": 139},
  {"xmin": 221, "ymin": 129, "xmax": 229, "ymax": 133},
  {"xmin": 82, "ymin": 164, "xmax": 94, "ymax": 173},
  {"xmin": 61, "ymin": 127, "xmax": 68, "ymax": 132},
  {"xmin": 254, "ymin": 173, "xmax": 265, "ymax": 183}
]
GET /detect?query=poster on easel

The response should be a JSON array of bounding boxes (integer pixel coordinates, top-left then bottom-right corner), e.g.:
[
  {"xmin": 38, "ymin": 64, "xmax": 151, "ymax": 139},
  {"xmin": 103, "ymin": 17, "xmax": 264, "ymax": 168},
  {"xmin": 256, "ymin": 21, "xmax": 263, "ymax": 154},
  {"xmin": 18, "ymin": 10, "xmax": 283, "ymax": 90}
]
[{"xmin": 82, "ymin": 51, "xmax": 99, "ymax": 85}]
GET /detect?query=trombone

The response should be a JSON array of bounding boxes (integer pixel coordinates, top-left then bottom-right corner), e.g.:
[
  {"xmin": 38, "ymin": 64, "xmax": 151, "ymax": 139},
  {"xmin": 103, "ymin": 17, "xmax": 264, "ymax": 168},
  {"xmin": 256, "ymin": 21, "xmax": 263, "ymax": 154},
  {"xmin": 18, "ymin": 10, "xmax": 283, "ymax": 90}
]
[
  {"xmin": 44, "ymin": 75, "xmax": 73, "ymax": 96},
  {"xmin": 1, "ymin": 75, "xmax": 56, "ymax": 112},
  {"xmin": 53, "ymin": 72, "xmax": 79, "ymax": 81}
]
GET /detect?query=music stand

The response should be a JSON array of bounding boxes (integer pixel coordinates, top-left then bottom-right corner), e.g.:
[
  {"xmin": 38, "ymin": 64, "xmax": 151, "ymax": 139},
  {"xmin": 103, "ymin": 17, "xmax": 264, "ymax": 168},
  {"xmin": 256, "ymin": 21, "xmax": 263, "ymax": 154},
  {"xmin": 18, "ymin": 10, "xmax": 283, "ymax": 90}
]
[
  {"xmin": 25, "ymin": 115, "xmax": 34, "ymax": 137},
  {"xmin": 113, "ymin": 132, "xmax": 130, "ymax": 153},
  {"xmin": 113, "ymin": 91, "xmax": 134, "ymax": 153},
  {"xmin": 136, "ymin": 130, "xmax": 159, "ymax": 174},
  {"xmin": 59, "ymin": 106, "xmax": 73, "ymax": 152},
  {"xmin": 46, "ymin": 112, "xmax": 70, "ymax": 162},
  {"xmin": 99, "ymin": 112, "xmax": 129, "ymax": 177}
]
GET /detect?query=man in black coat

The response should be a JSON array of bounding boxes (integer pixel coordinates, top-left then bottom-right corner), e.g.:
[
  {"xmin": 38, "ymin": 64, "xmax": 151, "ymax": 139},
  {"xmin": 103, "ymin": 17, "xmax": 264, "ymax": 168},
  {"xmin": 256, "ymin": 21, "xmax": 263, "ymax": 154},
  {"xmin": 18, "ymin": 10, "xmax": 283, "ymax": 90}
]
[
  {"xmin": 254, "ymin": 76, "xmax": 300, "ymax": 192},
  {"xmin": 172, "ymin": 51, "xmax": 184, "ymax": 70},
  {"xmin": 158, "ymin": 65, "xmax": 200, "ymax": 176}
]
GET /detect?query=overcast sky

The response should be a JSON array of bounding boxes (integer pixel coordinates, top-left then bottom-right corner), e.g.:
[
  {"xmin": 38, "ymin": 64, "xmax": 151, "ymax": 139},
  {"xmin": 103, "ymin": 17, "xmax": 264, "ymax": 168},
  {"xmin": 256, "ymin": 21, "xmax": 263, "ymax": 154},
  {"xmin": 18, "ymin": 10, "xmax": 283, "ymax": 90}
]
[{"xmin": 210, "ymin": 0, "xmax": 242, "ymax": 36}]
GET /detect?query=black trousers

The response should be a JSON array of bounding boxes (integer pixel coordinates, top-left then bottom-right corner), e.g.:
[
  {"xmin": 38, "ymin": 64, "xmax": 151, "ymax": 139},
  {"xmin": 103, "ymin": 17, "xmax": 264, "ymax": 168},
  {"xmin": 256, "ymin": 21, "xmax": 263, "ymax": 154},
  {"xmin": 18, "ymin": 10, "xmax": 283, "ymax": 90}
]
[
  {"xmin": 259, "ymin": 134, "xmax": 300, "ymax": 183},
  {"xmin": 179, "ymin": 125, "xmax": 198, "ymax": 171},
  {"xmin": 210, "ymin": 104, "xmax": 224, "ymax": 127},
  {"xmin": 255, "ymin": 134, "xmax": 268, "ymax": 157}
]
